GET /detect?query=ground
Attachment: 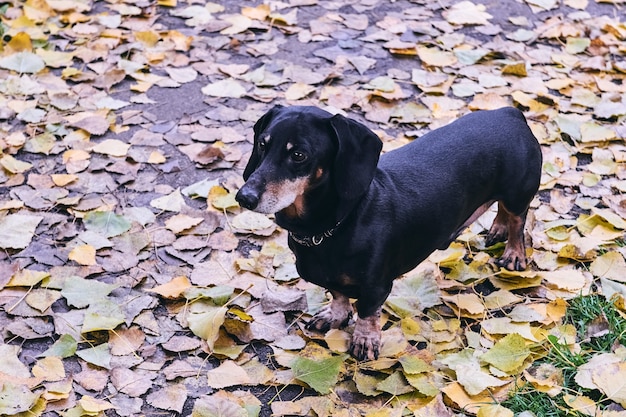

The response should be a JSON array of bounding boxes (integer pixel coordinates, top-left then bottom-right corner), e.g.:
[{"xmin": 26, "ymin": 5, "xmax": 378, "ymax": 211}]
[{"xmin": 0, "ymin": 0, "xmax": 625, "ymax": 416}]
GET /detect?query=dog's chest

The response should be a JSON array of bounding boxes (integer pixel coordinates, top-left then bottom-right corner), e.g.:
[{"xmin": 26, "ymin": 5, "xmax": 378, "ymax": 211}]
[{"xmin": 290, "ymin": 244, "xmax": 361, "ymax": 295}]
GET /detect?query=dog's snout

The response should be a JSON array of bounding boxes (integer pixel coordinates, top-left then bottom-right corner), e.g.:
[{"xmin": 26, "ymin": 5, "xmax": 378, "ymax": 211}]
[{"xmin": 236, "ymin": 185, "xmax": 260, "ymax": 210}]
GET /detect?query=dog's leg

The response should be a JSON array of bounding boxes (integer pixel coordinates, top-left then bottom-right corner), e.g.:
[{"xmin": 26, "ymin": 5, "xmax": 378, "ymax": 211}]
[
  {"xmin": 488, "ymin": 202, "xmax": 528, "ymax": 271},
  {"xmin": 306, "ymin": 291, "xmax": 353, "ymax": 332},
  {"xmin": 485, "ymin": 202, "xmax": 510, "ymax": 245},
  {"xmin": 350, "ymin": 308, "xmax": 382, "ymax": 361}
]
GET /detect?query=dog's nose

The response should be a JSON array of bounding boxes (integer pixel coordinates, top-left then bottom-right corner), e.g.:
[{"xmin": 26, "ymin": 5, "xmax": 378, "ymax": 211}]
[{"xmin": 235, "ymin": 186, "xmax": 259, "ymax": 210}]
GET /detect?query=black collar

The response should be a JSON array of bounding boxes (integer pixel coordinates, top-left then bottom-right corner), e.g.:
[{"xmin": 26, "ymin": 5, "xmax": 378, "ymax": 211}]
[{"xmin": 288, "ymin": 221, "xmax": 342, "ymax": 247}]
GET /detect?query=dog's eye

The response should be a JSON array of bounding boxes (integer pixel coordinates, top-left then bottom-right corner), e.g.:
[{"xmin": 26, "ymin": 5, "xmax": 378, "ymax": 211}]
[
  {"xmin": 258, "ymin": 141, "xmax": 266, "ymax": 152},
  {"xmin": 291, "ymin": 151, "xmax": 307, "ymax": 162}
]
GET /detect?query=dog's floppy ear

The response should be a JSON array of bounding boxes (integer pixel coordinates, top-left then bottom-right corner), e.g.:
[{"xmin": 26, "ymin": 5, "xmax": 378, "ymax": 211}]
[
  {"xmin": 244, "ymin": 105, "xmax": 285, "ymax": 180},
  {"xmin": 330, "ymin": 113, "xmax": 383, "ymax": 201}
]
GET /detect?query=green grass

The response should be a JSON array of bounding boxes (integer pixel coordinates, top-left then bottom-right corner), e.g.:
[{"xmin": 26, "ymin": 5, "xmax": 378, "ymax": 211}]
[{"xmin": 501, "ymin": 293, "xmax": 626, "ymax": 416}]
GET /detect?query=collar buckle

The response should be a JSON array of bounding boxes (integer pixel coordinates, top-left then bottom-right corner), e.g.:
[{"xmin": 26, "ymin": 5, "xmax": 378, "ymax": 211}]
[{"xmin": 289, "ymin": 222, "xmax": 342, "ymax": 247}]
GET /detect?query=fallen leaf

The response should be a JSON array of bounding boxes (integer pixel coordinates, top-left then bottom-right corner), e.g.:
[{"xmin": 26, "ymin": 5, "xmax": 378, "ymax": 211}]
[
  {"xmin": 201, "ymin": 79, "xmax": 247, "ymax": 98},
  {"xmin": 68, "ymin": 244, "xmax": 97, "ymax": 266},
  {"xmin": 150, "ymin": 188, "xmax": 187, "ymax": 212},
  {"xmin": 75, "ymin": 343, "xmax": 112, "ymax": 369},
  {"xmin": 592, "ymin": 362, "xmax": 626, "ymax": 407},
  {"xmin": 148, "ymin": 275, "xmax": 192, "ymax": 299},
  {"xmin": 443, "ymin": 1, "xmax": 492, "ymax": 25},
  {"xmin": 206, "ymin": 360, "xmax": 251, "ymax": 389},
  {"xmin": 187, "ymin": 301, "xmax": 228, "ymax": 351},
  {"xmin": 481, "ymin": 333, "xmax": 531, "ymax": 374},
  {"xmin": 291, "ymin": 353, "xmax": 346, "ymax": 394},
  {"xmin": 60, "ymin": 275, "xmax": 117, "ymax": 308},
  {"xmin": 92, "ymin": 139, "xmax": 131, "ymax": 157},
  {"xmin": 0, "ymin": 214, "xmax": 43, "ymax": 249},
  {"xmin": 165, "ymin": 214, "xmax": 204, "ymax": 233},
  {"xmin": 0, "ymin": 51, "xmax": 46, "ymax": 73}
]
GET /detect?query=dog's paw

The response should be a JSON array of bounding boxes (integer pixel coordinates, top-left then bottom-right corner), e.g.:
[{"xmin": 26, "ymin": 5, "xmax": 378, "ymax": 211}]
[
  {"xmin": 349, "ymin": 314, "xmax": 382, "ymax": 361},
  {"xmin": 497, "ymin": 252, "xmax": 527, "ymax": 271},
  {"xmin": 485, "ymin": 227, "xmax": 508, "ymax": 247},
  {"xmin": 350, "ymin": 334, "xmax": 380, "ymax": 361},
  {"xmin": 306, "ymin": 306, "xmax": 352, "ymax": 333}
]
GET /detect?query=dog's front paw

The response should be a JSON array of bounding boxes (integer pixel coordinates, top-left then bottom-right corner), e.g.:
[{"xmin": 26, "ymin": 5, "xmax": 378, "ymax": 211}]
[
  {"xmin": 497, "ymin": 250, "xmax": 527, "ymax": 271},
  {"xmin": 350, "ymin": 314, "xmax": 382, "ymax": 361},
  {"xmin": 350, "ymin": 333, "xmax": 380, "ymax": 361},
  {"xmin": 306, "ymin": 305, "xmax": 352, "ymax": 332}
]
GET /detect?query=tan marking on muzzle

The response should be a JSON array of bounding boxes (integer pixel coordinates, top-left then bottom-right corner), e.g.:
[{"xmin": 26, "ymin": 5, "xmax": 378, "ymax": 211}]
[{"xmin": 255, "ymin": 177, "xmax": 309, "ymax": 214}]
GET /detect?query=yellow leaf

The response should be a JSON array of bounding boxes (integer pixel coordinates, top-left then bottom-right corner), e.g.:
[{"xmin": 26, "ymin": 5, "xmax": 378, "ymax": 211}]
[
  {"xmin": 157, "ymin": 0, "xmax": 177, "ymax": 7},
  {"xmin": 206, "ymin": 360, "xmax": 251, "ymax": 389},
  {"xmin": 0, "ymin": 200, "xmax": 25, "ymax": 210},
  {"xmin": 545, "ymin": 299, "xmax": 568, "ymax": 323},
  {"xmin": 481, "ymin": 333, "xmax": 531, "ymax": 374},
  {"xmin": 208, "ymin": 186, "xmax": 239, "ymax": 211},
  {"xmin": 166, "ymin": 30, "xmax": 192, "ymax": 51},
  {"xmin": 92, "ymin": 139, "xmax": 131, "ymax": 157},
  {"xmin": 6, "ymin": 32, "xmax": 33, "ymax": 52},
  {"xmin": 590, "ymin": 251, "xmax": 626, "ymax": 282},
  {"xmin": 524, "ymin": 363, "xmax": 563, "ymax": 396},
  {"xmin": 417, "ymin": 46, "xmax": 458, "ymax": 67},
  {"xmin": 444, "ymin": 1, "xmax": 492, "ymax": 25},
  {"xmin": 32, "ymin": 356, "xmax": 66, "ymax": 381},
  {"xmin": 566, "ymin": 0, "xmax": 589, "ymax": 8},
  {"xmin": 484, "ymin": 290, "xmax": 522, "ymax": 310},
  {"xmin": 51, "ymin": 174, "xmax": 78, "ymax": 186},
  {"xmin": 592, "ymin": 362, "xmax": 626, "ymax": 407},
  {"xmin": 511, "ymin": 91, "xmax": 549, "ymax": 112},
  {"xmin": 456, "ymin": 362, "xmax": 510, "ymax": 395},
  {"xmin": 481, "ymin": 318, "xmax": 539, "ymax": 341},
  {"xmin": 150, "ymin": 188, "xmax": 186, "ymax": 212},
  {"xmin": 147, "ymin": 275, "xmax": 191, "ymax": 298},
  {"xmin": 25, "ymin": 288, "xmax": 60, "ymax": 312},
  {"xmin": 592, "ymin": 208, "xmax": 626, "ymax": 230},
  {"xmin": 79, "ymin": 395, "xmax": 116, "ymax": 413},
  {"xmin": 285, "ymin": 82, "xmax": 316, "ymax": 101},
  {"xmin": 43, "ymin": 379, "xmax": 72, "ymax": 401},
  {"xmin": 109, "ymin": 326, "xmax": 146, "ymax": 356},
  {"xmin": 468, "ymin": 92, "xmax": 512, "ymax": 110},
  {"xmin": 220, "ymin": 15, "xmax": 252, "ymax": 35},
  {"xmin": 0, "ymin": 154, "xmax": 33, "ymax": 174},
  {"xmin": 36, "ymin": 49, "xmax": 75, "ymax": 67},
  {"xmin": 24, "ymin": 0, "xmax": 55, "ymax": 22},
  {"xmin": 165, "ymin": 214, "xmax": 204, "ymax": 234},
  {"xmin": 580, "ymin": 122, "xmax": 616, "ymax": 142},
  {"xmin": 7, "ymin": 269, "xmax": 50, "ymax": 287},
  {"xmin": 441, "ymin": 293, "xmax": 485, "ymax": 316},
  {"xmin": 135, "ymin": 30, "xmax": 160, "ymax": 47},
  {"xmin": 61, "ymin": 67, "xmax": 82, "ymax": 78},
  {"xmin": 324, "ymin": 329, "xmax": 350, "ymax": 353},
  {"xmin": 147, "ymin": 151, "xmax": 166, "ymax": 164},
  {"xmin": 62, "ymin": 149, "xmax": 90, "ymax": 163},
  {"xmin": 562, "ymin": 394, "xmax": 596, "ymax": 416},
  {"xmin": 242, "ymin": 4, "xmax": 270, "ymax": 20},
  {"xmin": 477, "ymin": 404, "xmax": 514, "ymax": 417},
  {"xmin": 441, "ymin": 382, "xmax": 495, "ymax": 414},
  {"xmin": 539, "ymin": 269, "xmax": 587, "ymax": 291},
  {"xmin": 269, "ymin": 9, "xmax": 298, "ymax": 26},
  {"xmin": 68, "ymin": 244, "xmax": 97, "ymax": 266},
  {"xmin": 502, "ymin": 61, "xmax": 527, "ymax": 76}
]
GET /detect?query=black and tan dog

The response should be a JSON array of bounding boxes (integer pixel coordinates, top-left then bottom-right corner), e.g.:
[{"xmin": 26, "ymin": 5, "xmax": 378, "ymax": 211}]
[{"xmin": 235, "ymin": 105, "xmax": 542, "ymax": 360}]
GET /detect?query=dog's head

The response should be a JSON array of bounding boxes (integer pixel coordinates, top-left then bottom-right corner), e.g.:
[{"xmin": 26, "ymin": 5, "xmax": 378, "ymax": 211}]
[{"xmin": 235, "ymin": 105, "xmax": 382, "ymax": 220}]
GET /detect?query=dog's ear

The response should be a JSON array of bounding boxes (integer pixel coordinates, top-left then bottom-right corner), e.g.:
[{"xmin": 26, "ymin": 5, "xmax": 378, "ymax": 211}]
[
  {"xmin": 253, "ymin": 105, "xmax": 284, "ymax": 137},
  {"xmin": 244, "ymin": 105, "xmax": 285, "ymax": 180},
  {"xmin": 330, "ymin": 113, "xmax": 383, "ymax": 201}
]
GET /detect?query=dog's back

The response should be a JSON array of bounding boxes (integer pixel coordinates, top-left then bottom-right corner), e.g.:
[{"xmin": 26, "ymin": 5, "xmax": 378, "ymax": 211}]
[{"xmin": 365, "ymin": 107, "xmax": 542, "ymax": 266}]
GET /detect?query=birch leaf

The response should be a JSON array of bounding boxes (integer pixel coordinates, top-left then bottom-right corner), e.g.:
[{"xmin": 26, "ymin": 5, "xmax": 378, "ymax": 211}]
[{"xmin": 0, "ymin": 214, "xmax": 43, "ymax": 249}]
